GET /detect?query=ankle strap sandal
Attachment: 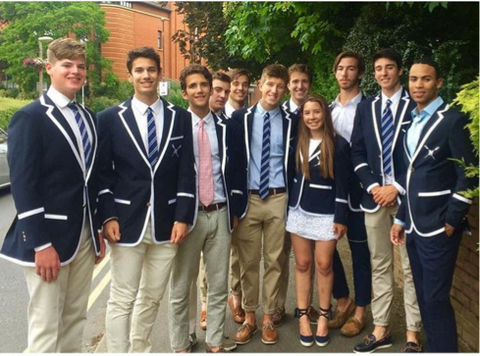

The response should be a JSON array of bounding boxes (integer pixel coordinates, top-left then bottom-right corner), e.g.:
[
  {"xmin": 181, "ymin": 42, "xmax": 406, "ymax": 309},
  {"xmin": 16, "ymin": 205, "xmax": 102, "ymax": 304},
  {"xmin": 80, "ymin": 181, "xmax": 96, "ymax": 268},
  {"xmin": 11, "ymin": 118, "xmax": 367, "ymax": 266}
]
[
  {"xmin": 318, "ymin": 306, "xmax": 332, "ymax": 320},
  {"xmin": 294, "ymin": 308, "xmax": 310, "ymax": 321}
]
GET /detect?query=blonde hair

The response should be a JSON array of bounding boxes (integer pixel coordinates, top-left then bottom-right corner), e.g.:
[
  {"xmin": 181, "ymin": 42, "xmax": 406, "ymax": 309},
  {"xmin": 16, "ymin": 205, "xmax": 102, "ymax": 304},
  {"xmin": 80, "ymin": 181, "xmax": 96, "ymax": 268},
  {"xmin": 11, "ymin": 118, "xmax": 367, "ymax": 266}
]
[
  {"xmin": 47, "ymin": 38, "xmax": 86, "ymax": 64},
  {"xmin": 296, "ymin": 94, "xmax": 335, "ymax": 180}
]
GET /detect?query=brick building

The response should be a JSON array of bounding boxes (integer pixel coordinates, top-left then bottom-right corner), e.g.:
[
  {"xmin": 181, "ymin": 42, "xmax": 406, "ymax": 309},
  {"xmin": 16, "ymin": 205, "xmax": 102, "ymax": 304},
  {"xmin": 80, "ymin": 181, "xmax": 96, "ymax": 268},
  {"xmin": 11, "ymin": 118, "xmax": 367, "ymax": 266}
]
[{"xmin": 100, "ymin": 1, "xmax": 190, "ymax": 81}]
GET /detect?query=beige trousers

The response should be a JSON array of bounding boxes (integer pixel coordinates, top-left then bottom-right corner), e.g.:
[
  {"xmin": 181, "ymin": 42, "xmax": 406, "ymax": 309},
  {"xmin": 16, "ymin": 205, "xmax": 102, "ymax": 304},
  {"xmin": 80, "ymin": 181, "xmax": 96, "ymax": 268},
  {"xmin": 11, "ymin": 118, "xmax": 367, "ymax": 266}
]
[
  {"xmin": 105, "ymin": 222, "xmax": 178, "ymax": 353},
  {"xmin": 235, "ymin": 192, "xmax": 287, "ymax": 314},
  {"xmin": 23, "ymin": 224, "xmax": 95, "ymax": 353},
  {"xmin": 365, "ymin": 205, "xmax": 422, "ymax": 331}
]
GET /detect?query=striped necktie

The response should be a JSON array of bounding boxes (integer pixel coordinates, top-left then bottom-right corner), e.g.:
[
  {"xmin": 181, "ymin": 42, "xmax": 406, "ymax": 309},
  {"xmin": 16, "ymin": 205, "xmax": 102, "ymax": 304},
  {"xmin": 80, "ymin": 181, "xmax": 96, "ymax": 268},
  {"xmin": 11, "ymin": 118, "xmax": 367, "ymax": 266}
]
[
  {"xmin": 259, "ymin": 112, "xmax": 271, "ymax": 200},
  {"xmin": 381, "ymin": 99, "xmax": 394, "ymax": 176},
  {"xmin": 67, "ymin": 103, "xmax": 91, "ymax": 169},
  {"xmin": 147, "ymin": 107, "xmax": 159, "ymax": 169}
]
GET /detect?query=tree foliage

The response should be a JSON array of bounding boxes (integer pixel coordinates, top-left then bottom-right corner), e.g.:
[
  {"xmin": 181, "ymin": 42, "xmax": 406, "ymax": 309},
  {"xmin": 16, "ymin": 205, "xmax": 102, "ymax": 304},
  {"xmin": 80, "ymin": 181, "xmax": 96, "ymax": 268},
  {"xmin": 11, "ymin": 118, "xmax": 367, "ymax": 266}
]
[{"xmin": 0, "ymin": 2, "xmax": 110, "ymax": 93}]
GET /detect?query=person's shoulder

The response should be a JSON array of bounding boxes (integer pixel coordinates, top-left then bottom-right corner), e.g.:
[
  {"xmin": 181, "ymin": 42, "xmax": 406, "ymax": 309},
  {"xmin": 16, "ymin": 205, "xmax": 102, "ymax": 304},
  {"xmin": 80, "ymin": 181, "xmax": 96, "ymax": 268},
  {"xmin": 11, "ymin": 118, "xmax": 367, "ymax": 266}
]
[
  {"xmin": 335, "ymin": 133, "xmax": 350, "ymax": 149},
  {"xmin": 231, "ymin": 106, "xmax": 251, "ymax": 121}
]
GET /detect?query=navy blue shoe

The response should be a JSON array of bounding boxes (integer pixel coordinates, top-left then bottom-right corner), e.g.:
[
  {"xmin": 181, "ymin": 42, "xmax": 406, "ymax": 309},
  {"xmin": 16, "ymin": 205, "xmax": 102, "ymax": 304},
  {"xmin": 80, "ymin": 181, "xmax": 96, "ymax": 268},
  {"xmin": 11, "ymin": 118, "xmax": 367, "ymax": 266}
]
[
  {"xmin": 300, "ymin": 334, "xmax": 314, "ymax": 347},
  {"xmin": 354, "ymin": 333, "xmax": 393, "ymax": 353},
  {"xmin": 315, "ymin": 334, "xmax": 330, "ymax": 347}
]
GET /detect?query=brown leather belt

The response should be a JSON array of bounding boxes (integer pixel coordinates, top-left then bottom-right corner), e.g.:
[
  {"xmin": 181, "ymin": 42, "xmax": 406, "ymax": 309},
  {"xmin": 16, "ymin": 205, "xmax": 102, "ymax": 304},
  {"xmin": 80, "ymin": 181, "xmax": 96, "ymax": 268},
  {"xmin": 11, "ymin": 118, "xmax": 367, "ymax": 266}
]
[
  {"xmin": 198, "ymin": 202, "xmax": 226, "ymax": 212},
  {"xmin": 249, "ymin": 187, "xmax": 286, "ymax": 196}
]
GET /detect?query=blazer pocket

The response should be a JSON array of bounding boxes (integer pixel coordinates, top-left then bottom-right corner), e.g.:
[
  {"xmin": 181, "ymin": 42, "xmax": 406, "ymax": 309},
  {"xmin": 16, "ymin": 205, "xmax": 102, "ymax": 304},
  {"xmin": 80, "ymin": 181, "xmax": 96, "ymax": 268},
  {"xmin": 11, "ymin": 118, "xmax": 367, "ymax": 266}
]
[
  {"xmin": 44, "ymin": 214, "xmax": 68, "ymax": 221},
  {"xmin": 114, "ymin": 198, "xmax": 131, "ymax": 205},
  {"xmin": 170, "ymin": 135, "xmax": 184, "ymax": 141},
  {"xmin": 418, "ymin": 190, "xmax": 451, "ymax": 197},
  {"xmin": 310, "ymin": 184, "xmax": 332, "ymax": 190}
]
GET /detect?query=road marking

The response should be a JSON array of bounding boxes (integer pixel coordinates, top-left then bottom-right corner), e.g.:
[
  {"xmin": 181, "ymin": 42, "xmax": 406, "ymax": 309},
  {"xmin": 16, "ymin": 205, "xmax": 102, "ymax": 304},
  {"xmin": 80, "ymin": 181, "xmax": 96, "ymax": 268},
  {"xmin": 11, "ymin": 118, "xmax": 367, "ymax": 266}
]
[{"xmin": 23, "ymin": 253, "xmax": 112, "ymax": 353}]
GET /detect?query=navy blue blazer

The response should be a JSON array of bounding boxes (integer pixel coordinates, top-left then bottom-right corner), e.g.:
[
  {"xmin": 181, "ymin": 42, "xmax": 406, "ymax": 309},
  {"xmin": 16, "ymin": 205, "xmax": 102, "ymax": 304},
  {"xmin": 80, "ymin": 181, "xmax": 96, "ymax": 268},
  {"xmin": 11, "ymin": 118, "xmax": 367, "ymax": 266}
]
[
  {"xmin": 230, "ymin": 104, "xmax": 297, "ymax": 219},
  {"xmin": 96, "ymin": 97, "xmax": 196, "ymax": 245},
  {"xmin": 395, "ymin": 103, "xmax": 476, "ymax": 237},
  {"xmin": 192, "ymin": 112, "xmax": 238, "ymax": 232},
  {"xmin": 351, "ymin": 88, "xmax": 415, "ymax": 212},
  {"xmin": 289, "ymin": 135, "xmax": 350, "ymax": 225},
  {"xmin": 1, "ymin": 94, "xmax": 101, "ymax": 266}
]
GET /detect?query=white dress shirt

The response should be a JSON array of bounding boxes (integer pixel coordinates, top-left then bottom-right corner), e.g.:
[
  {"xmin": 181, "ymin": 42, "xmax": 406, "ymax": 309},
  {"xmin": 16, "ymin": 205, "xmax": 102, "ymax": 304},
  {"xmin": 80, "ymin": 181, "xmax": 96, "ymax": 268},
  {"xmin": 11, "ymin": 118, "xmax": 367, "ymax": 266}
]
[
  {"xmin": 131, "ymin": 96, "xmax": 164, "ymax": 153},
  {"xmin": 331, "ymin": 92, "xmax": 363, "ymax": 142}
]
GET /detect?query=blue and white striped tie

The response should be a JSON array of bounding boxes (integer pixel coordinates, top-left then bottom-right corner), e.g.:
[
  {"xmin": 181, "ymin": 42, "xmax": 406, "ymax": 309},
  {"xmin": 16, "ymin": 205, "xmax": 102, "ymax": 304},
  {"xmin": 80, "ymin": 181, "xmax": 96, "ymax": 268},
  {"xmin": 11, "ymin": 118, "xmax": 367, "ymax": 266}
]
[
  {"xmin": 147, "ymin": 107, "xmax": 159, "ymax": 170},
  {"xmin": 259, "ymin": 112, "xmax": 271, "ymax": 200},
  {"xmin": 381, "ymin": 99, "xmax": 394, "ymax": 176},
  {"xmin": 67, "ymin": 103, "xmax": 91, "ymax": 169}
]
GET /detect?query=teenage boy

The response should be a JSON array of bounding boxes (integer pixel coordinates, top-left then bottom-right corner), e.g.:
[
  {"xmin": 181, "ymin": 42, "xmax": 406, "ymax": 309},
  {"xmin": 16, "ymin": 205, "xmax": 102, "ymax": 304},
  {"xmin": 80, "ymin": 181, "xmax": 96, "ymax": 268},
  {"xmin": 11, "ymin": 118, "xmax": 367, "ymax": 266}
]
[
  {"xmin": 351, "ymin": 48, "xmax": 422, "ymax": 353},
  {"xmin": 232, "ymin": 64, "xmax": 296, "ymax": 345},
  {"xmin": 225, "ymin": 68, "xmax": 250, "ymax": 118},
  {"xmin": 391, "ymin": 59, "xmax": 476, "ymax": 352},
  {"xmin": 97, "ymin": 47, "xmax": 195, "ymax": 353},
  {"xmin": 328, "ymin": 51, "xmax": 371, "ymax": 337},
  {"xmin": 0, "ymin": 38, "xmax": 104, "ymax": 353},
  {"xmin": 169, "ymin": 64, "xmax": 238, "ymax": 353},
  {"xmin": 274, "ymin": 63, "xmax": 318, "ymax": 326}
]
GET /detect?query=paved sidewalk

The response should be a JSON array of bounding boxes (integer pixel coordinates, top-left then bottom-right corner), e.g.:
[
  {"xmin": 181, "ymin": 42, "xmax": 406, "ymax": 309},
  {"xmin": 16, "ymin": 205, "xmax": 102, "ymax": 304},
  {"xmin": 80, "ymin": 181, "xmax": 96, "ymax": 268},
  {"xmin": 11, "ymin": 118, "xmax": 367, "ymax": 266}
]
[{"xmin": 94, "ymin": 237, "xmax": 420, "ymax": 353}]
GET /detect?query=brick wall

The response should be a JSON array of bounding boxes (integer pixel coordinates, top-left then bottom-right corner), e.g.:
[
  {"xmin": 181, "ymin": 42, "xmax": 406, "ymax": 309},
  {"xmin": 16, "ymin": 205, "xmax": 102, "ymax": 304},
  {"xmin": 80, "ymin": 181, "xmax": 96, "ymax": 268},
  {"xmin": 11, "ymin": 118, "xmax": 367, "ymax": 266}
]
[{"xmin": 393, "ymin": 200, "xmax": 479, "ymax": 352}]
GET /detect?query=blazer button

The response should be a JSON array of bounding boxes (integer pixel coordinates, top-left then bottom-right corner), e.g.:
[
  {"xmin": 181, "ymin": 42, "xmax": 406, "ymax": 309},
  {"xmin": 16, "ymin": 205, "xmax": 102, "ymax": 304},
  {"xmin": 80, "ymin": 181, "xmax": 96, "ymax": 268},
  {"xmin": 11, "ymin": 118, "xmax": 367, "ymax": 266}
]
[
  {"xmin": 410, "ymin": 167, "xmax": 415, "ymax": 172},
  {"xmin": 146, "ymin": 202, "xmax": 151, "ymax": 207}
]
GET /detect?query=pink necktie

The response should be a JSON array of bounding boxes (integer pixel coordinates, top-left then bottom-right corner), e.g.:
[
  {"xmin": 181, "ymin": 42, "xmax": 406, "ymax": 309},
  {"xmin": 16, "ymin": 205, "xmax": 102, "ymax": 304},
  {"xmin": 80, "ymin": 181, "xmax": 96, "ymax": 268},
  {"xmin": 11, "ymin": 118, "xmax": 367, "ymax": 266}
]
[{"xmin": 198, "ymin": 119, "xmax": 214, "ymax": 207}]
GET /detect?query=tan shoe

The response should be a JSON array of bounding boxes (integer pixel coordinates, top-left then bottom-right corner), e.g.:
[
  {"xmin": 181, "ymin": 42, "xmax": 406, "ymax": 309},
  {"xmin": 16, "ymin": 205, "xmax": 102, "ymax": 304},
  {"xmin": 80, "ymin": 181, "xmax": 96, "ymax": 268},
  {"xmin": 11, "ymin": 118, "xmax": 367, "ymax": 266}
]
[
  {"xmin": 199, "ymin": 310, "xmax": 207, "ymax": 330},
  {"xmin": 234, "ymin": 322, "xmax": 257, "ymax": 345},
  {"xmin": 340, "ymin": 315, "xmax": 365, "ymax": 337},
  {"xmin": 261, "ymin": 323, "xmax": 278, "ymax": 345},
  {"xmin": 228, "ymin": 294, "xmax": 245, "ymax": 324},
  {"xmin": 272, "ymin": 307, "xmax": 286, "ymax": 326},
  {"xmin": 306, "ymin": 306, "xmax": 319, "ymax": 325},
  {"xmin": 328, "ymin": 301, "xmax": 355, "ymax": 329}
]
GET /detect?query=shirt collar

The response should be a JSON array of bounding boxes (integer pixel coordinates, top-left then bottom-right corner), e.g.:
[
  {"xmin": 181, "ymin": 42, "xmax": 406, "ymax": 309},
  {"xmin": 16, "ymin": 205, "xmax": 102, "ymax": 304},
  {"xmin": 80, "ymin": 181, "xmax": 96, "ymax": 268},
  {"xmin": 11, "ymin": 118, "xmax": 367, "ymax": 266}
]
[
  {"xmin": 289, "ymin": 98, "xmax": 299, "ymax": 112},
  {"xmin": 381, "ymin": 86, "xmax": 403, "ymax": 105},
  {"xmin": 189, "ymin": 108, "xmax": 213, "ymax": 126},
  {"xmin": 132, "ymin": 95, "xmax": 162, "ymax": 116},
  {"xmin": 257, "ymin": 102, "xmax": 281, "ymax": 118},
  {"xmin": 47, "ymin": 86, "xmax": 74, "ymax": 109},
  {"xmin": 411, "ymin": 96, "xmax": 444, "ymax": 122},
  {"xmin": 334, "ymin": 92, "xmax": 363, "ymax": 108}
]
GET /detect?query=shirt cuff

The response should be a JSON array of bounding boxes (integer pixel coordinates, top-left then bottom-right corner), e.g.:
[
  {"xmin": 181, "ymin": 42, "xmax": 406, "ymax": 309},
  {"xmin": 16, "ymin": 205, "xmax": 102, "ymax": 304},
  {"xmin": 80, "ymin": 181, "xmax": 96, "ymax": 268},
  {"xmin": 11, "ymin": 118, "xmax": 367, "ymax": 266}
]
[
  {"xmin": 394, "ymin": 218, "xmax": 406, "ymax": 227},
  {"xmin": 392, "ymin": 181, "xmax": 406, "ymax": 195},
  {"xmin": 34, "ymin": 243, "xmax": 52, "ymax": 252},
  {"xmin": 366, "ymin": 183, "xmax": 380, "ymax": 194}
]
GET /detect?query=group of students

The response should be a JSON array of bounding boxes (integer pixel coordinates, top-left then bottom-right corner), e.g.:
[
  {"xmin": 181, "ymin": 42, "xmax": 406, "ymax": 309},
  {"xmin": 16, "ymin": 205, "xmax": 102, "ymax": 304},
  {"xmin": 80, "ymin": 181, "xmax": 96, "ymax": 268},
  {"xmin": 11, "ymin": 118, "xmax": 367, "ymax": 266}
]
[{"xmin": 0, "ymin": 37, "xmax": 475, "ymax": 354}]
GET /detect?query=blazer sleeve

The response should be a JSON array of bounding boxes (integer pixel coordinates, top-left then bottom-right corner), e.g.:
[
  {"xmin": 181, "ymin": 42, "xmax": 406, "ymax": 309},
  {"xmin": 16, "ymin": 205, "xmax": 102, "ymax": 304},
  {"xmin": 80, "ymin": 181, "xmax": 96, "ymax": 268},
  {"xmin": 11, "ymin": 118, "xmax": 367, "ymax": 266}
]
[
  {"xmin": 173, "ymin": 110, "xmax": 196, "ymax": 225},
  {"xmin": 7, "ymin": 109, "xmax": 49, "ymax": 249},
  {"xmin": 395, "ymin": 193, "xmax": 407, "ymax": 223},
  {"xmin": 445, "ymin": 114, "xmax": 477, "ymax": 228},
  {"xmin": 334, "ymin": 138, "xmax": 350, "ymax": 225},
  {"xmin": 96, "ymin": 110, "xmax": 118, "ymax": 225},
  {"xmin": 351, "ymin": 105, "xmax": 380, "ymax": 192}
]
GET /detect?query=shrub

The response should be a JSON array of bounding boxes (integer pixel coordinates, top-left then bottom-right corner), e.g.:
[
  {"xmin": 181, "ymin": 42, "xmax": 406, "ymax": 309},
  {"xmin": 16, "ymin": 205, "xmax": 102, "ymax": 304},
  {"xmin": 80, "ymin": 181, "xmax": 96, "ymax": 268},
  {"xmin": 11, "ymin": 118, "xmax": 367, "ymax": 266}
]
[
  {"xmin": 87, "ymin": 96, "xmax": 119, "ymax": 114},
  {"xmin": 5, "ymin": 88, "xmax": 19, "ymax": 98},
  {"xmin": 164, "ymin": 81, "xmax": 188, "ymax": 109},
  {"xmin": 17, "ymin": 91, "xmax": 37, "ymax": 100},
  {"xmin": 117, "ymin": 81, "xmax": 134, "ymax": 101},
  {"xmin": 0, "ymin": 97, "xmax": 33, "ymax": 130},
  {"xmin": 0, "ymin": 89, "xmax": 6, "ymax": 98}
]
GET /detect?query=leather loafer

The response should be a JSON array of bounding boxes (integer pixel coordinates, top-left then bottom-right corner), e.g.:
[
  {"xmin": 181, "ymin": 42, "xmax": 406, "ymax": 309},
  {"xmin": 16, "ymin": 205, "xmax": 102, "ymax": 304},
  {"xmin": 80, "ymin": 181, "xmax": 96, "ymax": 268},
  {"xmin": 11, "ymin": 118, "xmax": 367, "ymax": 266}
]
[
  {"xmin": 354, "ymin": 333, "xmax": 393, "ymax": 353},
  {"xmin": 261, "ymin": 323, "xmax": 278, "ymax": 345},
  {"xmin": 340, "ymin": 315, "xmax": 365, "ymax": 337},
  {"xmin": 307, "ymin": 306, "xmax": 319, "ymax": 325},
  {"xmin": 199, "ymin": 310, "xmax": 207, "ymax": 330},
  {"xmin": 228, "ymin": 294, "xmax": 246, "ymax": 324},
  {"xmin": 328, "ymin": 301, "xmax": 355, "ymax": 329},
  {"xmin": 234, "ymin": 322, "xmax": 257, "ymax": 345},
  {"xmin": 272, "ymin": 307, "xmax": 286, "ymax": 326},
  {"xmin": 402, "ymin": 341, "xmax": 422, "ymax": 353}
]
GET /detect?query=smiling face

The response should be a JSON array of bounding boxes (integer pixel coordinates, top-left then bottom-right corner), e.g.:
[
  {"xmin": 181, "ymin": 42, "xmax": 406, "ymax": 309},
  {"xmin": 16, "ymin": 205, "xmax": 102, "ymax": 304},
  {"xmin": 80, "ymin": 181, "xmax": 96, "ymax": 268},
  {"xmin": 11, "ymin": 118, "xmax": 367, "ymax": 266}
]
[
  {"xmin": 128, "ymin": 57, "xmax": 160, "ymax": 105},
  {"xmin": 409, "ymin": 63, "xmax": 443, "ymax": 112},
  {"xmin": 302, "ymin": 100, "xmax": 324, "ymax": 137},
  {"xmin": 374, "ymin": 57, "xmax": 403, "ymax": 96},
  {"xmin": 209, "ymin": 78, "xmax": 230, "ymax": 113},
  {"xmin": 259, "ymin": 76, "xmax": 287, "ymax": 111},
  {"xmin": 46, "ymin": 57, "xmax": 86, "ymax": 100},
  {"xmin": 335, "ymin": 56, "xmax": 362, "ymax": 91},
  {"xmin": 182, "ymin": 73, "xmax": 212, "ymax": 115},
  {"xmin": 287, "ymin": 71, "xmax": 311, "ymax": 105},
  {"xmin": 229, "ymin": 74, "xmax": 249, "ymax": 104}
]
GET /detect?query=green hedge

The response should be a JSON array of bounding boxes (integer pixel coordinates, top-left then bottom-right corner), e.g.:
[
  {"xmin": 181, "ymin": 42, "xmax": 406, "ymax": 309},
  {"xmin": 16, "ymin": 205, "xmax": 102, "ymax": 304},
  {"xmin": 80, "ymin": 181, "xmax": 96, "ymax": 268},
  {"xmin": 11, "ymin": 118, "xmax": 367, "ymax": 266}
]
[{"xmin": 0, "ymin": 97, "xmax": 33, "ymax": 131}]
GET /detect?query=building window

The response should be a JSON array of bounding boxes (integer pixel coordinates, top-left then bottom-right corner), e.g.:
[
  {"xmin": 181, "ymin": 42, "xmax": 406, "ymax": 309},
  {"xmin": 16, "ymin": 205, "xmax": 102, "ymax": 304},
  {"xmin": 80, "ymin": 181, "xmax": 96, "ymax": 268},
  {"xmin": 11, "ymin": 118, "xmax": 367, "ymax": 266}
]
[
  {"xmin": 157, "ymin": 30, "xmax": 162, "ymax": 50},
  {"xmin": 101, "ymin": 1, "xmax": 132, "ymax": 8}
]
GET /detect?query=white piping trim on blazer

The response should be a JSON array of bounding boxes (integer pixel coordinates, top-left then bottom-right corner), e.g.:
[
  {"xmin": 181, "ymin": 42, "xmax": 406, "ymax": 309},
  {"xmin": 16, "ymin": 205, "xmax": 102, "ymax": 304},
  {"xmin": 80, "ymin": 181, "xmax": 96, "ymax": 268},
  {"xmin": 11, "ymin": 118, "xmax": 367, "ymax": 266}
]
[
  {"xmin": 79, "ymin": 104, "xmax": 98, "ymax": 183},
  {"xmin": 170, "ymin": 135, "xmax": 184, "ymax": 141},
  {"xmin": 231, "ymin": 190, "xmax": 244, "ymax": 195},
  {"xmin": 336, "ymin": 198, "xmax": 348, "ymax": 204},
  {"xmin": 98, "ymin": 189, "xmax": 113, "ymax": 196},
  {"xmin": 178, "ymin": 192, "xmax": 195, "ymax": 198},
  {"xmin": 453, "ymin": 193, "xmax": 473, "ymax": 204},
  {"xmin": 418, "ymin": 190, "xmax": 451, "ymax": 197},
  {"xmin": 45, "ymin": 214, "xmax": 68, "ymax": 220},
  {"xmin": 18, "ymin": 207, "xmax": 45, "ymax": 220},
  {"xmin": 310, "ymin": 184, "xmax": 332, "ymax": 190},
  {"xmin": 354, "ymin": 163, "xmax": 368, "ymax": 172},
  {"xmin": 168, "ymin": 198, "xmax": 177, "ymax": 205},
  {"xmin": 114, "ymin": 199, "xmax": 131, "ymax": 205}
]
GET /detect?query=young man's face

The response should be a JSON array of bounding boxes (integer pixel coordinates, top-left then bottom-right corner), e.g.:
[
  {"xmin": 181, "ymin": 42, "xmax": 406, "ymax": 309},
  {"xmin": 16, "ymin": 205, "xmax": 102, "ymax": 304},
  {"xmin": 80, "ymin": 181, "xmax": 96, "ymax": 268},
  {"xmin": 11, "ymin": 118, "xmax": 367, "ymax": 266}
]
[
  {"xmin": 128, "ymin": 57, "xmax": 160, "ymax": 100},
  {"xmin": 259, "ymin": 75, "xmax": 287, "ymax": 110},
  {"xmin": 209, "ymin": 79, "xmax": 230, "ymax": 113},
  {"xmin": 374, "ymin": 58, "xmax": 403, "ymax": 93},
  {"xmin": 230, "ymin": 74, "xmax": 249, "ymax": 103},
  {"xmin": 287, "ymin": 71, "xmax": 311, "ymax": 104},
  {"xmin": 46, "ymin": 57, "xmax": 86, "ymax": 100},
  {"xmin": 335, "ymin": 57, "xmax": 362, "ymax": 91},
  {"xmin": 409, "ymin": 63, "xmax": 443, "ymax": 111},
  {"xmin": 181, "ymin": 73, "xmax": 212, "ymax": 111}
]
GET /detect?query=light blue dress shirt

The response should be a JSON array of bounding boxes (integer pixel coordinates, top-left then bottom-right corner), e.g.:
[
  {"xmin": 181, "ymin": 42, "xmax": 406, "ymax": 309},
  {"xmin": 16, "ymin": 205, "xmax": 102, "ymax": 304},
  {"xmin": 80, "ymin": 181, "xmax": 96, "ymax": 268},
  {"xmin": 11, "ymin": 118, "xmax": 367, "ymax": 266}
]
[
  {"xmin": 248, "ymin": 104, "xmax": 285, "ymax": 190},
  {"xmin": 394, "ymin": 96, "xmax": 444, "ymax": 227}
]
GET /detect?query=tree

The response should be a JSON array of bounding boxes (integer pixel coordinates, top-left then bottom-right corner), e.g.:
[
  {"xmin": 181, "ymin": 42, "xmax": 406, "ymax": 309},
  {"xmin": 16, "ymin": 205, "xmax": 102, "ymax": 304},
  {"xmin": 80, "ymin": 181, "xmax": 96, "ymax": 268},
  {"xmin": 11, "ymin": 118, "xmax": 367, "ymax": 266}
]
[{"xmin": 0, "ymin": 2, "xmax": 110, "ymax": 94}]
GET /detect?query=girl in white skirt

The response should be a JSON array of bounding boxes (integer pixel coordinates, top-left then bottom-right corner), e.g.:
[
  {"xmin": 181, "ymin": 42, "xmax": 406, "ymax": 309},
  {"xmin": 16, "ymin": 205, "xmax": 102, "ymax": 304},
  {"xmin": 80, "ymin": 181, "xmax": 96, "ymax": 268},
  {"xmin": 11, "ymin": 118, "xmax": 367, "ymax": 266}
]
[{"xmin": 286, "ymin": 94, "xmax": 350, "ymax": 347}]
